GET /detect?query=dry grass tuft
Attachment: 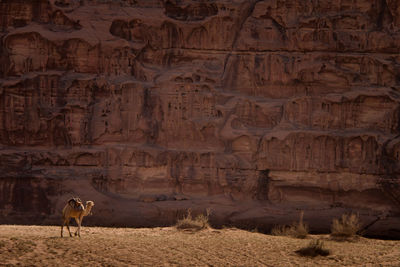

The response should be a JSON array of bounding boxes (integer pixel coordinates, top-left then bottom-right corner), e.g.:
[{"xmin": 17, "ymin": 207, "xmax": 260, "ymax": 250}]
[
  {"xmin": 271, "ymin": 211, "xmax": 308, "ymax": 239},
  {"xmin": 176, "ymin": 209, "xmax": 211, "ymax": 231},
  {"xmin": 296, "ymin": 239, "xmax": 330, "ymax": 257},
  {"xmin": 330, "ymin": 213, "xmax": 362, "ymax": 240},
  {"xmin": 15, "ymin": 239, "xmax": 36, "ymax": 254}
]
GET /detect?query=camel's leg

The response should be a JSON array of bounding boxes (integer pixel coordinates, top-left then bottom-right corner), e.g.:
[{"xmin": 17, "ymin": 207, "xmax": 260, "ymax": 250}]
[
  {"xmin": 61, "ymin": 217, "xmax": 69, "ymax": 237},
  {"xmin": 77, "ymin": 216, "xmax": 83, "ymax": 237},
  {"xmin": 66, "ymin": 219, "xmax": 73, "ymax": 237},
  {"xmin": 74, "ymin": 217, "xmax": 80, "ymax": 237},
  {"xmin": 80, "ymin": 216, "xmax": 86, "ymax": 237}
]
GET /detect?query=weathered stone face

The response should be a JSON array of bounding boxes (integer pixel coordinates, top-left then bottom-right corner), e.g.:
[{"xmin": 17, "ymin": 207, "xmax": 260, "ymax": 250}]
[{"xmin": 0, "ymin": 0, "xmax": 399, "ymax": 237}]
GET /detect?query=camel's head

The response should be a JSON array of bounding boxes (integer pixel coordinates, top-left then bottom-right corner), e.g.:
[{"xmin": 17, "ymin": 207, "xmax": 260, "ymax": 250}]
[
  {"xmin": 86, "ymin": 201, "xmax": 95, "ymax": 215},
  {"xmin": 68, "ymin": 197, "xmax": 84, "ymax": 211}
]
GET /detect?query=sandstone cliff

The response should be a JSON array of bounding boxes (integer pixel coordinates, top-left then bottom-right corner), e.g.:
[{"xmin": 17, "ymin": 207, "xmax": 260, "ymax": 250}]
[{"xmin": 0, "ymin": 0, "xmax": 399, "ymax": 237}]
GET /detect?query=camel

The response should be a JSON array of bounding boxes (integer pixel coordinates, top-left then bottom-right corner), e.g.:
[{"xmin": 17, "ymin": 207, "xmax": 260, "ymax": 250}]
[{"xmin": 61, "ymin": 197, "xmax": 95, "ymax": 237}]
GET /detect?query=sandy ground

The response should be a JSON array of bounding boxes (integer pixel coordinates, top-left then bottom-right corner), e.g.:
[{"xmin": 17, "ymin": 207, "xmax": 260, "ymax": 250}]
[{"xmin": 0, "ymin": 225, "xmax": 399, "ymax": 267}]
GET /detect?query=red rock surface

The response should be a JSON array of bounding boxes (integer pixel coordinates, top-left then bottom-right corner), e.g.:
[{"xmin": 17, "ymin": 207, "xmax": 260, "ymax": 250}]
[{"xmin": 0, "ymin": 0, "xmax": 399, "ymax": 237}]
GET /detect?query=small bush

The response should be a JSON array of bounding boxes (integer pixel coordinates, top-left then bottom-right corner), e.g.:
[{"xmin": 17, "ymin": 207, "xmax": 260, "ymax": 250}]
[
  {"xmin": 13, "ymin": 240, "xmax": 36, "ymax": 254},
  {"xmin": 176, "ymin": 209, "xmax": 210, "ymax": 231},
  {"xmin": 271, "ymin": 211, "xmax": 308, "ymax": 239},
  {"xmin": 330, "ymin": 213, "xmax": 362, "ymax": 240},
  {"xmin": 271, "ymin": 225, "xmax": 293, "ymax": 236},
  {"xmin": 296, "ymin": 239, "xmax": 330, "ymax": 257}
]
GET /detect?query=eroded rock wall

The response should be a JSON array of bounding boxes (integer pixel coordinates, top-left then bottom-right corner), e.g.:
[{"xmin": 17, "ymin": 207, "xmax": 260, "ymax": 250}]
[{"xmin": 0, "ymin": 0, "xmax": 399, "ymax": 237}]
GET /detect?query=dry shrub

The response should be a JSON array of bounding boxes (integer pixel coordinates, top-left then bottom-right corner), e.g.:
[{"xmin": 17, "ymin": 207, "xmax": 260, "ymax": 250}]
[
  {"xmin": 271, "ymin": 211, "xmax": 308, "ymax": 239},
  {"xmin": 296, "ymin": 239, "xmax": 330, "ymax": 257},
  {"xmin": 8, "ymin": 238, "xmax": 36, "ymax": 255},
  {"xmin": 331, "ymin": 213, "xmax": 362, "ymax": 240},
  {"xmin": 176, "ymin": 209, "xmax": 210, "ymax": 231}
]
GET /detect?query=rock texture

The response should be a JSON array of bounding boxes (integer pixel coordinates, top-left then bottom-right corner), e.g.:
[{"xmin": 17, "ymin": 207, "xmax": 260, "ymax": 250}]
[{"xmin": 0, "ymin": 0, "xmax": 400, "ymax": 237}]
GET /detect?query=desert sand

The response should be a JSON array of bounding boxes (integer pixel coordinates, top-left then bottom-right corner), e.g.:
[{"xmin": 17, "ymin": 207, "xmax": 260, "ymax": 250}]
[{"xmin": 0, "ymin": 225, "xmax": 399, "ymax": 267}]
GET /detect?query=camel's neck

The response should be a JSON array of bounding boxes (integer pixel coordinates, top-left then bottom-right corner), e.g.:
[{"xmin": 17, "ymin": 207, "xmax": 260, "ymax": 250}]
[{"xmin": 83, "ymin": 205, "xmax": 93, "ymax": 216}]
